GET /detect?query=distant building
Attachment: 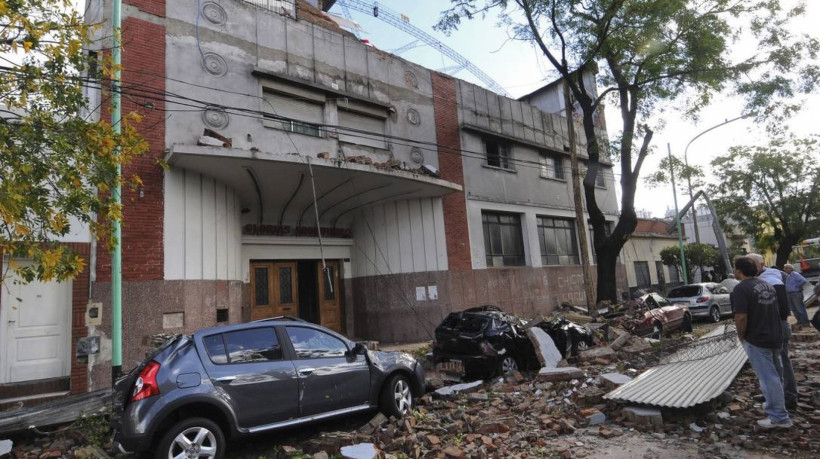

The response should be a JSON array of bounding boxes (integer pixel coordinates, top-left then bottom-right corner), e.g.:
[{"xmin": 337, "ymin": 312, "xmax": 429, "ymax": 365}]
[{"xmin": 622, "ymin": 219, "xmax": 683, "ymax": 296}]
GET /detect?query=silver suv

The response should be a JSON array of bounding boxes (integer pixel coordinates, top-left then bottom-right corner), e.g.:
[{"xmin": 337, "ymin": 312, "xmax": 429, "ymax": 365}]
[
  {"xmin": 111, "ymin": 317, "xmax": 425, "ymax": 459},
  {"xmin": 667, "ymin": 282, "xmax": 731, "ymax": 322}
]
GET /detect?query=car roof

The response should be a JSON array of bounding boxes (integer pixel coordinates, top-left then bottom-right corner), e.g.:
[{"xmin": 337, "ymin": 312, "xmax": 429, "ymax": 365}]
[{"xmin": 191, "ymin": 317, "xmax": 341, "ymax": 340}]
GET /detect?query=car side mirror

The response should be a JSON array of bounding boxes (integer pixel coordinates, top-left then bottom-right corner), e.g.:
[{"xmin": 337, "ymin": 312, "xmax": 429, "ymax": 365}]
[{"xmin": 349, "ymin": 342, "xmax": 367, "ymax": 356}]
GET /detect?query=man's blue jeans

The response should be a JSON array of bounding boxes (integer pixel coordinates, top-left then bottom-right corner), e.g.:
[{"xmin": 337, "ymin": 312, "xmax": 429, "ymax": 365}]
[
  {"xmin": 788, "ymin": 292, "xmax": 810, "ymax": 324},
  {"xmin": 773, "ymin": 321, "xmax": 798, "ymax": 404},
  {"xmin": 741, "ymin": 340, "xmax": 790, "ymax": 424}
]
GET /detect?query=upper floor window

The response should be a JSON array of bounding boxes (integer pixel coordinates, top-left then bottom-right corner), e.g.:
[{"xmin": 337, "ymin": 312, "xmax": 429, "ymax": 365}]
[
  {"xmin": 482, "ymin": 211, "xmax": 525, "ymax": 267},
  {"xmin": 338, "ymin": 108, "xmax": 386, "ymax": 149},
  {"xmin": 484, "ymin": 137, "xmax": 511, "ymax": 169},
  {"xmin": 537, "ymin": 216, "xmax": 579, "ymax": 265},
  {"xmin": 583, "ymin": 163, "xmax": 607, "ymax": 188},
  {"xmin": 263, "ymin": 90, "xmax": 324, "ymax": 137},
  {"xmin": 540, "ymin": 153, "xmax": 564, "ymax": 180}
]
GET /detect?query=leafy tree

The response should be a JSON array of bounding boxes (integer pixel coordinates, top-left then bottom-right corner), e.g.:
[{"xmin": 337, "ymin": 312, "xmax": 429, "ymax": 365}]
[
  {"xmin": 1, "ymin": 0, "xmax": 147, "ymax": 285},
  {"xmin": 660, "ymin": 243, "xmax": 719, "ymax": 283},
  {"xmin": 436, "ymin": 0, "xmax": 819, "ymax": 302},
  {"xmin": 710, "ymin": 134, "xmax": 820, "ymax": 267}
]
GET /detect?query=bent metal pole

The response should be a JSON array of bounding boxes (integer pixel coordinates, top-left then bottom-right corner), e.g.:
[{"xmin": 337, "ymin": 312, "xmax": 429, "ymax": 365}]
[{"xmin": 111, "ymin": 0, "xmax": 123, "ymax": 382}]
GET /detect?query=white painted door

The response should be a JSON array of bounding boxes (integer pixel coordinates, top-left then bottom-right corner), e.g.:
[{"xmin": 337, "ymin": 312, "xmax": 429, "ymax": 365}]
[{"xmin": 0, "ymin": 261, "xmax": 72, "ymax": 383}]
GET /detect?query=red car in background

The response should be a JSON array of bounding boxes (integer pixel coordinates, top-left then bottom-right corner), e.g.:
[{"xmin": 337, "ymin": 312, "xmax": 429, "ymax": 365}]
[{"xmin": 622, "ymin": 292, "xmax": 692, "ymax": 338}]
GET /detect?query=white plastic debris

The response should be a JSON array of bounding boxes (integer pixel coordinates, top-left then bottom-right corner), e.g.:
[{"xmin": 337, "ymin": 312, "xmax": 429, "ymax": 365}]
[
  {"xmin": 689, "ymin": 422, "xmax": 704, "ymax": 433},
  {"xmin": 0, "ymin": 440, "xmax": 12, "ymax": 456}
]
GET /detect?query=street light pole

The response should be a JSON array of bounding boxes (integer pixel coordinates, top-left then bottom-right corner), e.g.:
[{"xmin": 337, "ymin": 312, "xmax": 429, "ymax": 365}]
[
  {"xmin": 669, "ymin": 143, "xmax": 688, "ymax": 284},
  {"xmin": 682, "ymin": 114, "xmax": 750, "ymax": 245}
]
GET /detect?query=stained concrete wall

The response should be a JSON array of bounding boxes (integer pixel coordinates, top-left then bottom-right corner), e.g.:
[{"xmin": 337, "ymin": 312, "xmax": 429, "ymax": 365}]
[
  {"xmin": 349, "ymin": 263, "xmax": 629, "ymax": 343},
  {"xmin": 164, "ymin": 169, "xmax": 244, "ymax": 280},
  {"xmin": 350, "ymin": 198, "xmax": 448, "ymax": 277}
]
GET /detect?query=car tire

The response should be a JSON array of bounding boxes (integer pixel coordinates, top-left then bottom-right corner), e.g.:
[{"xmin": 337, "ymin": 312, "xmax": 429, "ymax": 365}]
[
  {"xmin": 155, "ymin": 417, "xmax": 224, "ymax": 459},
  {"xmin": 497, "ymin": 355, "xmax": 518, "ymax": 376},
  {"xmin": 710, "ymin": 306, "xmax": 721, "ymax": 323},
  {"xmin": 380, "ymin": 374, "xmax": 413, "ymax": 418},
  {"xmin": 683, "ymin": 313, "xmax": 693, "ymax": 333},
  {"xmin": 651, "ymin": 322, "xmax": 663, "ymax": 339}
]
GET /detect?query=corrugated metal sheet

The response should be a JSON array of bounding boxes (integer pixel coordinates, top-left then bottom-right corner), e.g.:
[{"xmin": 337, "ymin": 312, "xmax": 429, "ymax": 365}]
[{"xmin": 604, "ymin": 325, "xmax": 747, "ymax": 408}]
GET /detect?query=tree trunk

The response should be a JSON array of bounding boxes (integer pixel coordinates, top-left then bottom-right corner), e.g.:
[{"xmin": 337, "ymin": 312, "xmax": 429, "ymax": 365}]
[
  {"xmin": 775, "ymin": 234, "xmax": 802, "ymax": 268},
  {"xmin": 595, "ymin": 243, "xmax": 620, "ymax": 303}
]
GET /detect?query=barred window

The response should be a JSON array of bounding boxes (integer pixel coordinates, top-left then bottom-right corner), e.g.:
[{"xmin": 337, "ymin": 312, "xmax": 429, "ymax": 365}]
[
  {"xmin": 482, "ymin": 211, "xmax": 525, "ymax": 267},
  {"xmin": 537, "ymin": 216, "xmax": 580, "ymax": 265},
  {"xmin": 634, "ymin": 261, "xmax": 651, "ymax": 288},
  {"xmin": 263, "ymin": 91, "xmax": 324, "ymax": 137},
  {"xmin": 540, "ymin": 153, "xmax": 564, "ymax": 180},
  {"xmin": 485, "ymin": 137, "xmax": 511, "ymax": 169}
]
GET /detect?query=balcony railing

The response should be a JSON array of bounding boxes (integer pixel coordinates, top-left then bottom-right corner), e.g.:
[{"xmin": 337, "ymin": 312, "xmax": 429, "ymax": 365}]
[{"xmin": 240, "ymin": 0, "xmax": 297, "ymax": 16}]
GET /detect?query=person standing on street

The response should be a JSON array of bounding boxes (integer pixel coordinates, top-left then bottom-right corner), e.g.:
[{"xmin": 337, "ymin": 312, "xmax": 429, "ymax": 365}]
[
  {"xmin": 731, "ymin": 256, "xmax": 791, "ymax": 429},
  {"xmin": 783, "ymin": 264, "xmax": 810, "ymax": 326},
  {"xmin": 748, "ymin": 253, "xmax": 797, "ymax": 410}
]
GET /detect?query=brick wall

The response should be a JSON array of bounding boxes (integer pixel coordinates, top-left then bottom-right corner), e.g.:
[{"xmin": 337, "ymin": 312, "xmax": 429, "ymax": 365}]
[
  {"xmin": 65, "ymin": 243, "xmax": 91, "ymax": 394},
  {"xmin": 124, "ymin": 0, "xmax": 165, "ymax": 17},
  {"xmin": 96, "ymin": 16, "xmax": 166, "ymax": 282},
  {"xmin": 431, "ymin": 73, "xmax": 472, "ymax": 272}
]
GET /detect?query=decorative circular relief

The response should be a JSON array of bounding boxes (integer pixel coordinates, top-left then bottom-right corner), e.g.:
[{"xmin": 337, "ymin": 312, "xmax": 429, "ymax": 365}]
[
  {"xmin": 406, "ymin": 108, "xmax": 421, "ymax": 126},
  {"xmin": 410, "ymin": 147, "xmax": 424, "ymax": 165},
  {"xmin": 202, "ymin": 106, "xmax": 229, "ymax": 129},
  {"xmin": 202, "ymin": 2, "xmax": 227, "ymax": 25},
  {"xmin": 404, "ymin": 70, "xmax": 418, "ymax": 88},
  {"xmin": 202, "ymin": 52, "xmax": 228, "ymax": 77}
]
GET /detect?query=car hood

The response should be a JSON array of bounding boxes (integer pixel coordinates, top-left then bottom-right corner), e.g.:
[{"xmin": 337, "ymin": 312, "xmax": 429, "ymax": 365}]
[{"xmin": 367, "ymin": 350, "xmax": 418, "ymax": 372}]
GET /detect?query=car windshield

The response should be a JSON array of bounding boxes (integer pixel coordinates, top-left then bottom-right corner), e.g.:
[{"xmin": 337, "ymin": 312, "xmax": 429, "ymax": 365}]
[
  {"xmin": 441, "ymin": 313, "xmax": 491, "ymax": 333},
  {"xmin": 668, "ymin": 286, "xmax": 701, "ymax": 297}
]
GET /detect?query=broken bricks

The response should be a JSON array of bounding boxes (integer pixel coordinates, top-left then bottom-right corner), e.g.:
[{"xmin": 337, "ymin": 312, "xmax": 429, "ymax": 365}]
[
  {"xmin": 622, "ymin": 406, "xmax": 664, "ymax": 426},
  {"xmin": 537, "ymin": 367, "xmax": 585, "ymax": 382}
]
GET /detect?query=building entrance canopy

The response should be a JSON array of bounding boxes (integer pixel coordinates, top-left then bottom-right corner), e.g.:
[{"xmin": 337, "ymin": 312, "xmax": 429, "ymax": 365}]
[{"xmin": 167, "ymin": 146, "xmax": 462, "ymax": 230}]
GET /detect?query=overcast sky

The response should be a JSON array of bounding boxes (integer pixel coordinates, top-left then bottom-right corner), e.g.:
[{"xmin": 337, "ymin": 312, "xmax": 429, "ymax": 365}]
[{"xmin": 328, "ymin": 0, "xmax": 819, "ymax": 219}]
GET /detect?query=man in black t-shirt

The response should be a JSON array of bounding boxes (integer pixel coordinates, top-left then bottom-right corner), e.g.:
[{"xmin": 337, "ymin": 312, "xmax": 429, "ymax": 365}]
[{"xmin": 731, "ymin": 256, "xmax": 792, "ymax": 429}]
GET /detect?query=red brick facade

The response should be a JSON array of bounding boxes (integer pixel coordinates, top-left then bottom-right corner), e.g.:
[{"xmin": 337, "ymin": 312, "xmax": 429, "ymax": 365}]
[
  {"xmin": 431, "ymin": 73, "xmax": 472, "ymax": 272},
  {"xmin": 96, "ymin": 16, "xmax": 166, "ymax": 282},
  {"xmin": 66, "ymin": 243, "xmax": 91, "ymax": 394},
  {"xmin": 124, "ymin": 0, "xmax": 165, "ymax": 18}
]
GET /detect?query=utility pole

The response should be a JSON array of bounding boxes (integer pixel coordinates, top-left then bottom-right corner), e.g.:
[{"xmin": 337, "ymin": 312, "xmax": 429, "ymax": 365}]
[
  {"xmin": 669, "ymin": 143, "xmax": 688, "ymax": 284},
  {"xmin": 563, "ymin": 75, "xmax": 595, "ymax": 314},
  {"xmin": 111, "ymin": 0, "xmax": 123, "ymax": 382}
]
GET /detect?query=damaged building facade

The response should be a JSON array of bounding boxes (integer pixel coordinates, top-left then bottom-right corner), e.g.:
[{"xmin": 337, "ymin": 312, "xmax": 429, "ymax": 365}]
[{"xmin": 0, "ymin": 0, "xmax": 626, "ymax": 396}]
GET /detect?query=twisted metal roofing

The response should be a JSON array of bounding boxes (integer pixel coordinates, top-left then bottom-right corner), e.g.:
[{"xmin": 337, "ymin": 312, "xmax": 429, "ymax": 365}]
[{"xmin": 604, "ymin": 324, "xmax": 747, "ymax": 408}]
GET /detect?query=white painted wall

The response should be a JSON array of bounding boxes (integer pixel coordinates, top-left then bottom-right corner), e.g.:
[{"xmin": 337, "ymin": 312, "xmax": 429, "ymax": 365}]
[
  {"xmin": 164, "ymin": 168, "xmax": 243, "ymax": 280},
  {"xmin": 622, "ymin": 235, "xmax": 680, "ymax": 287},
  {"xmin": 350, "ymin": 198, "xmax": 448, "ymax": 277}
]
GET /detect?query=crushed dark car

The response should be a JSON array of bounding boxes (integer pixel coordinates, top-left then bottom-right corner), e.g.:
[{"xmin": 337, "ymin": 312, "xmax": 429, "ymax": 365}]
[
  {"xmin": 111, "ymin": 317, "xmax": 424, "ymax": 459},
  {"xmin": 431, "ymin": 306, "xmax": 596, "ymax": 380}
]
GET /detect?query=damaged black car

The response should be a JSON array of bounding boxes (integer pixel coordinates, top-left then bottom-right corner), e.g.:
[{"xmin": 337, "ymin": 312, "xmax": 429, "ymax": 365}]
[{"xmin": 431, "ymin": 306, "xmax": 595, "ymax": 380}]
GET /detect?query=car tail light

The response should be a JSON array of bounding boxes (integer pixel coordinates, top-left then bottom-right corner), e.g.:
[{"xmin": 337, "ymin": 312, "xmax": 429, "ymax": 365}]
[
  {"xmin": 479, "ymin": 341, "xmax": 497, "ymax": 356},
  {"xmin": 696, "ymin": 296, "xmax": 709, "ymax": 303},
  {"xmin": 131, "ymin": 361, "xmax": 161, "ymax": 402}
]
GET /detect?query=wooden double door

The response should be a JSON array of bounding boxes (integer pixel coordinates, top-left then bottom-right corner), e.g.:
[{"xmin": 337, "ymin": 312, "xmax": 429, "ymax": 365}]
[{"xmin": 250, "ymin": 260, "xmax": 342, "ymax": 332}]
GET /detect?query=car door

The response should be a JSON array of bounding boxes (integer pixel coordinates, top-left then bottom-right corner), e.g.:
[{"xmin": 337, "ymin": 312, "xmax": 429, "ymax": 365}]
[
  {"xmin": 198, "ymin": 327, "xmax": 299, "ymax": 429},
  {"xmin": 284, "ymin": 325, "xmax": 371, "ymax": 416},
  {"xmin": 709, "ymin": 284, "xmax": 732, "ymax": 315}
]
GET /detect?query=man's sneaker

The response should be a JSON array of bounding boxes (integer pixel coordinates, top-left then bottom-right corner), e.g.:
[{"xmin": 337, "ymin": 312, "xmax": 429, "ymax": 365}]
[
  {"xmin": 757, "ymin": 418, "xmax": 793, "ymax": 429},
  {"xmin": 752, "ymin": 394, "xmax": 766, "ymax": 403},
  {"xmin": 786, "ymin": 400, "xmax": 798, "ymax": 410}
]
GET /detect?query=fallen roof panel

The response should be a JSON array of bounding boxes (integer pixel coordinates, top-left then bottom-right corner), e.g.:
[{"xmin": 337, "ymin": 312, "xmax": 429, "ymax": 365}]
[{"xmin": 604, "ymin": 324, "xmax": 747, "ymax": 408}]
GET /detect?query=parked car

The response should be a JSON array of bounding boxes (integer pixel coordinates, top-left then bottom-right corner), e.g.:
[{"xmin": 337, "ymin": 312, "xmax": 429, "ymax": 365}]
[
  {"xmin": 622, "ymin": 292, "xmax": 693, "ymax": 338},
  {"xmin": 667, "ymin": 282, "xmax": 731, "ymax": 323},
  {"xmin": 111, "ymin": 317, "xmax": 425, "ymax": 459},
  {"xmin": 431, "ymin": 306, "xmax": 595, "ymax": 380}
]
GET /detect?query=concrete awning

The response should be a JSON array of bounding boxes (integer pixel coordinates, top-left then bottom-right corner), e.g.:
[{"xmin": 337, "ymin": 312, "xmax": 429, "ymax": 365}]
[{"xmin": 167, "ymin": 145, "xmax": 462, "ymax": 228}]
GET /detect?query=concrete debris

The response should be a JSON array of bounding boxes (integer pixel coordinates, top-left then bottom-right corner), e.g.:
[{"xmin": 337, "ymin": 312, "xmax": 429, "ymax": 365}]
[
  {"xmin": 340, "ymin": 443, "xmax": 380, "ymax": 459},
  {"xmin": 622, "ymin": 406, "xmax": 664, "ymax": 426},
  {"xmin": 598, "ymin": 373, "xmax": 632, "ymax": 389},
  {"xmin": 197, "ymin": 135, "xmax": 226, "ymax": 147},
  {"xmin": 434, "ymin": 380, "xmax": 483, "ymax": 397},
  {"xmin": 609, "ymin": 331, "xmax": 632, "ymax": 351},
  {"xmin": 578, "ymin": 346, "xmax": 616, "ymax": 363},
  {"xmin": 537, "ymin": 367, "xmax": 584, "ymax": 382},
  {"xmin": 0, "ymin": 440, "xmax": 12, "ymax": 456},
  {"xmin": 527, "ymin": 326, "xmax": 562, "ymax": 368}
]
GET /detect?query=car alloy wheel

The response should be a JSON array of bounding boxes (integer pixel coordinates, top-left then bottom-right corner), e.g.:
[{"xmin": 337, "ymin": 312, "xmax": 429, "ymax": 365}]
[
  {"xmin": 381, "ymin": 374, "xmax": 413, "ymax": 418},
  {"xmin": 157, "ymin": 417, "xmax": 223, "ymax": 459},
  {"xmin": 710, "ymin": 306, "xmax": 721, "ymax": 323},
  {"xmin": 499, "ymin": 356, "xmax": 518, "ymax": 375}
]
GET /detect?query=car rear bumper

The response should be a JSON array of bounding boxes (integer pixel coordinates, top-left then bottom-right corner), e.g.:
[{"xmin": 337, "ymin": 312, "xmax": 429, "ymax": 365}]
[
  {"xmin": 432, "ymin": 351, "xmax": 499, "ymax": 376},
  {"xmin": 688, "ymin": 304, "xmax": 712, "ymax": 317}
]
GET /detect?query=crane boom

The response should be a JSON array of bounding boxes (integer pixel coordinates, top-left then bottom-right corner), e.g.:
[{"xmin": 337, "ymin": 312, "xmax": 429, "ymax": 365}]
[{"xmin": 336, "ymin": 0, "xmax": 510, "ymax": 97}]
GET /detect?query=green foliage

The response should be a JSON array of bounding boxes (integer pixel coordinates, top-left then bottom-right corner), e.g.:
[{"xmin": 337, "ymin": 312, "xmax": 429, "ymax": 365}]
[
  {"xmin": 644, "ymin": 155, "xmax": 704, "ymax": 190},
  {"xmin": 436, "ymin": 0, "xmax": 819, "ymax": 302},
  {"xmin": 660, "ymin": 243, "xmax": 719, "ymax": 282},
  {"xmin": 0, "ymin": 0, "xmax": 148, "ymax": 285},
  {"xmin": 74, "ymin": 413, "xmax": 111, "ymax": 446},
  {"xmin": 710, "ymin": 133, "xmax": 820, "ymax": 265}
]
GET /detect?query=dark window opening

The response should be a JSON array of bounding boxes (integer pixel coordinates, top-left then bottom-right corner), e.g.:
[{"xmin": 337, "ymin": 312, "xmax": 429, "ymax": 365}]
[
  {"xmin": 537, "ymin": 216, "xmax": 580, "ymax": 265},
  {"xmin": 482, "ymin": 211, "xmax": 525, "ymax": 267},
  {"xmin": 485, "ymin": 137, "xmax": 510, "ymax": 169}
]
